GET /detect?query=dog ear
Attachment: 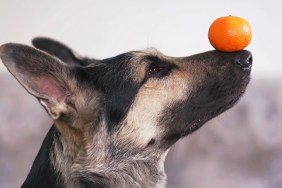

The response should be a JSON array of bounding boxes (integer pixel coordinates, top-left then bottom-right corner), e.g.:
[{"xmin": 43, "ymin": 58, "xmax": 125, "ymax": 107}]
[
  {"xmin": 0, "ymin": 43, "xmax": 79, "ymax": 120},
  {"xmin": 32, "ymin": 37, "xmax": 93, "ymax": 66}
]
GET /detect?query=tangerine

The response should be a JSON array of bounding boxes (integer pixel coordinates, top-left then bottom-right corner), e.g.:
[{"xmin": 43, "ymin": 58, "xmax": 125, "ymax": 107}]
[{"xmin": 208, "ymin": 15, "xmax": 252, "ymax": 52}]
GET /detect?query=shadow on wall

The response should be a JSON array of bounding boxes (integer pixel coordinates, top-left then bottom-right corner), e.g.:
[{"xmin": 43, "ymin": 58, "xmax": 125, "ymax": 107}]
[{"xmin": 0, "ymin": 73, "xmax": 281, "ymax": 188}]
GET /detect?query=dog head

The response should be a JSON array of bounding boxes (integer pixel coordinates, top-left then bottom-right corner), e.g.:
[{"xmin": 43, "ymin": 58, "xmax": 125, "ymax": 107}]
[{"xmin": 0, "ymin": 37, "xmax": 251, "ymax": 163}]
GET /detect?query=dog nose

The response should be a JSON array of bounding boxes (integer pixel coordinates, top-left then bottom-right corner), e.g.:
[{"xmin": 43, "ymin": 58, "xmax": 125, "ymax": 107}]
[{"xmin": 234, "ymin": 50, "xmax": 253, "ymax": 70}]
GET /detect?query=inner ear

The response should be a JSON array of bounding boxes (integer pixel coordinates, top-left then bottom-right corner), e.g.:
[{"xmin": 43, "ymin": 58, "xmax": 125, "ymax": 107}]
[
  {"xmin": 34, "ymin": 76, "xmax": 67, "ymax": 102},
  {"xmin": 32, "ymin": 75, "xmax": 72, "ymax": 119}
]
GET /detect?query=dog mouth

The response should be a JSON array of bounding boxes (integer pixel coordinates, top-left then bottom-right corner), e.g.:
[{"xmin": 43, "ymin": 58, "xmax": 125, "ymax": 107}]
[
  {"xmin": 182, "ymin": 96, "xmax": 241, "ymax": 136},
  {"xmin": 185, "ymin": 119, "xmax": 206, "ymax": 135},
  {"xmin": 181, "ymin": 68, "xmax": 250, "ymax": 137}
]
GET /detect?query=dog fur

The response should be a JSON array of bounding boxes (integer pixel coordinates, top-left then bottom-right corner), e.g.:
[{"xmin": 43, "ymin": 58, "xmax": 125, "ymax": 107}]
[{"xmin": 0, "ymin": 37, "xmax": 252, "ymax": 188}]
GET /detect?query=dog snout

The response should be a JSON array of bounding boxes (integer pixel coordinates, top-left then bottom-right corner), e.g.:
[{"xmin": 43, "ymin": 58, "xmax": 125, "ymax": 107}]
[{"xmin": 233, "ymin": 50, "xmax": 253, "ymax": 71}]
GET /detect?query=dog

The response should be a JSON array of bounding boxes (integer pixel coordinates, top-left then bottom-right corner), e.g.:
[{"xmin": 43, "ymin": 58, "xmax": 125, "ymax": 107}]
[{"xmin": 0, "ymin": 37, "xmax": 252, "ymax": 188}]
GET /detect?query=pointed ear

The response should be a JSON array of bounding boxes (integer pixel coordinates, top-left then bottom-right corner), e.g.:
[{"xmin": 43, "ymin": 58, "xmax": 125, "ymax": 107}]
[
  {"xmin": 32, "ymin": 37, "xmax": 93, "ymax": 66},
  {"xmin": 0, "ymin": 43, "xmax": 77, "ymax": 120}
]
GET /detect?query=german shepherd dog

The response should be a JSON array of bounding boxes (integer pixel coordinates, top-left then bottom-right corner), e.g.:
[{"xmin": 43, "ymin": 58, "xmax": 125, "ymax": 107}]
[{"xmin": 0, "ymin": 38, "xmax": 252, "ymax": 188}]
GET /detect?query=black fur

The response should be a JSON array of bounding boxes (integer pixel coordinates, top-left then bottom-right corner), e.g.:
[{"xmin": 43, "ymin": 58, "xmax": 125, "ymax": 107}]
[
  {"xmin": 88, "ymin": 53, "xmax": 141, "ymax": 131},
  {"xmin": 21, "ymin": 126, "xmax": 63, "ymax": 188}
]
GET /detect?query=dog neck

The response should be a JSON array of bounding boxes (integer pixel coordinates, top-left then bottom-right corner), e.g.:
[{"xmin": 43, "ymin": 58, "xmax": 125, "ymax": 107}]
[
  {"xmin": 21, "ymin": 125, "xmax": 168, "ymax": 188},
  {"xmin": 74, "ymin": 154, "xmax": 168, "ymax": 187}
]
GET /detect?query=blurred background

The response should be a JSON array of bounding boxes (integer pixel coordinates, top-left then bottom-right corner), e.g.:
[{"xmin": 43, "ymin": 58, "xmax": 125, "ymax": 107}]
[{"xmin": 0, "ymin": 0, "xmax": 281, "ymax": 187}]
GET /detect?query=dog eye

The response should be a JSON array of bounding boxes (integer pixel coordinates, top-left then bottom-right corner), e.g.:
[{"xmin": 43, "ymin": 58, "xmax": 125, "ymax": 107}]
[
  {"xmin": 147, "ymin": 62, "xmax": 174, "ymax": 78},
  {"xmin": 148, "ymin": 63, "xmax": 164, "ymax": 75},
  {"xmin": 145, "ymin": 56, "xmax": 175, "ymax": 79}
]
